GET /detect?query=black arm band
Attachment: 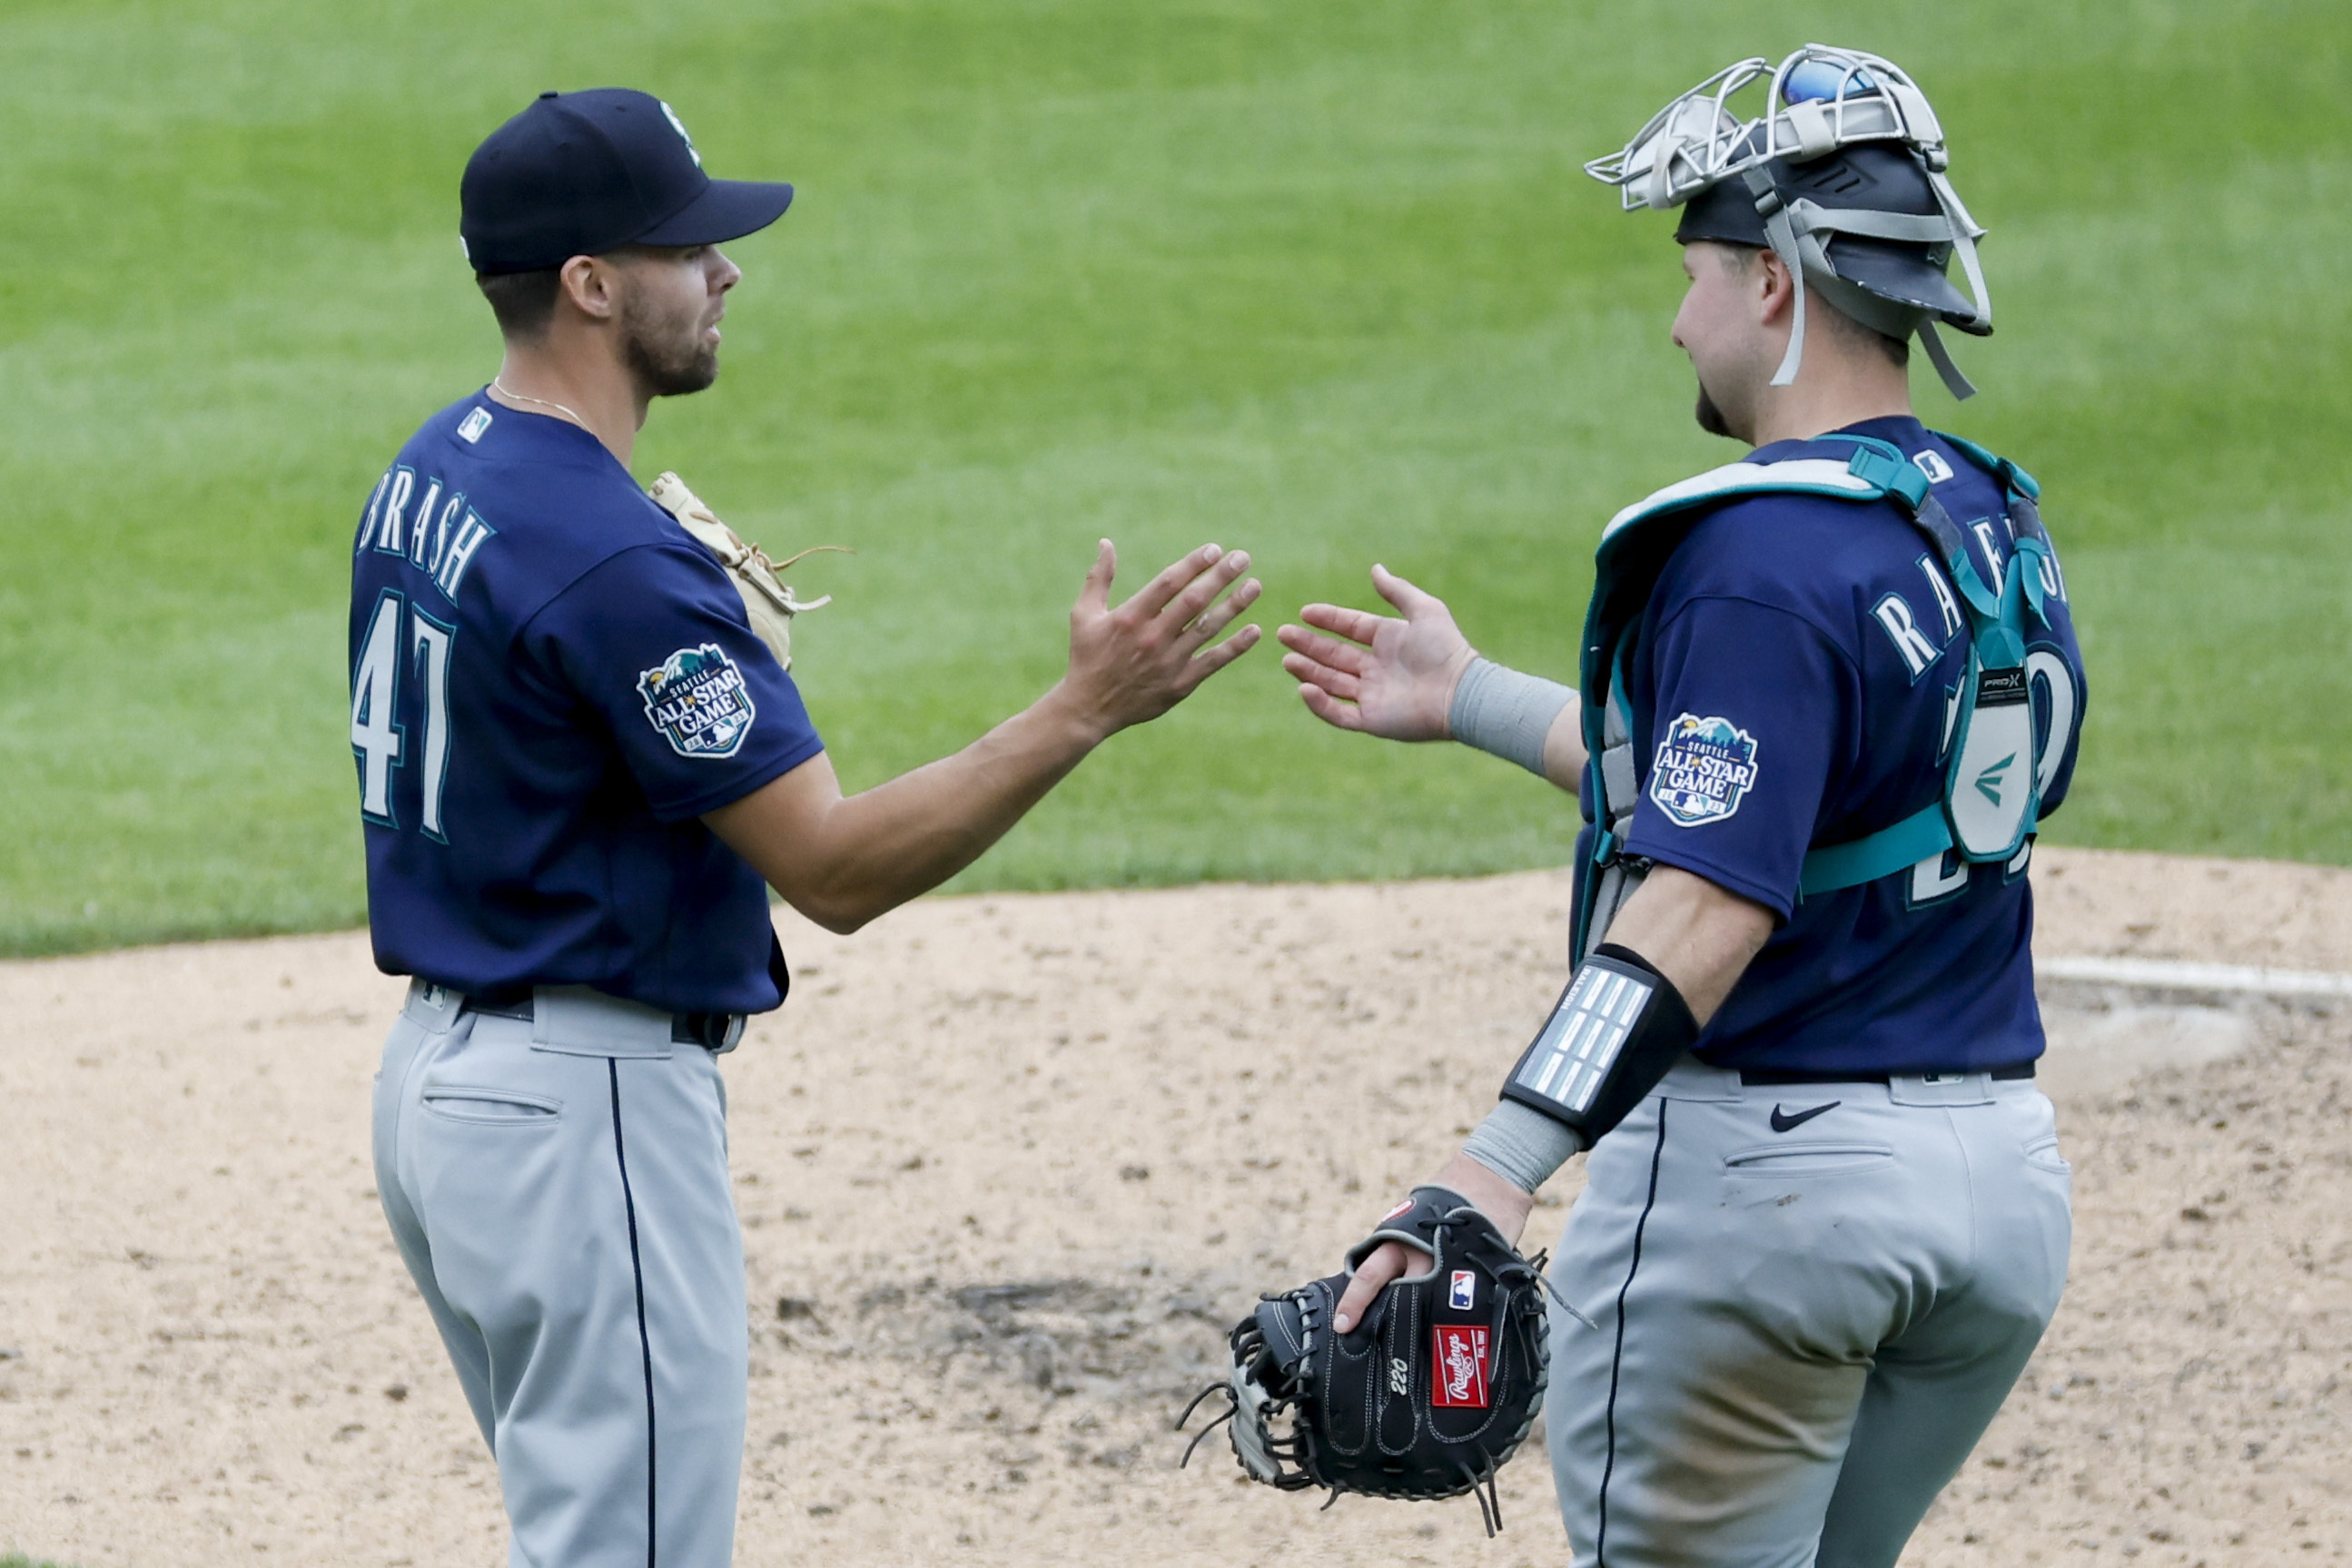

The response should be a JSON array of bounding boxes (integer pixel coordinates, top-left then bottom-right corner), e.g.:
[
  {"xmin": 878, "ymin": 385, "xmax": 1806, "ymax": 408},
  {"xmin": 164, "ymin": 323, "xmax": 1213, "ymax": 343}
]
[{"xmin": 1497, "ymin": 942, "xmax": 1699, "ymax": 1145}]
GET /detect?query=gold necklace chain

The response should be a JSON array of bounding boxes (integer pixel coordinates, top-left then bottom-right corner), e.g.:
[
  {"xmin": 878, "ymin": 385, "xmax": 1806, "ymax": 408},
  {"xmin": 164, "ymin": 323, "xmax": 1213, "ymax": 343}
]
[{"xmin": 490, "ymin": 378, "xmax": 588, "ymax": 429}]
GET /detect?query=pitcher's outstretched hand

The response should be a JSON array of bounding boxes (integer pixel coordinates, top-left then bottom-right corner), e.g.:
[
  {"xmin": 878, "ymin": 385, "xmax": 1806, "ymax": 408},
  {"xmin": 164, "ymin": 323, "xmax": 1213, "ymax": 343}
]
[{"xmin": 1062, "ymin": 540, "xmax": 1261, "ymax": 740}]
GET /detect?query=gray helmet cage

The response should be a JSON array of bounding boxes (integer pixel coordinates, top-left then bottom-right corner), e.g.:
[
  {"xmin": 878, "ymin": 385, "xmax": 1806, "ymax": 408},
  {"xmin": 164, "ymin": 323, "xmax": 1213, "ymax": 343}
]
[{"xmin": 1585, "ymin": 45, "xmax": 1991, "ymax": 399}]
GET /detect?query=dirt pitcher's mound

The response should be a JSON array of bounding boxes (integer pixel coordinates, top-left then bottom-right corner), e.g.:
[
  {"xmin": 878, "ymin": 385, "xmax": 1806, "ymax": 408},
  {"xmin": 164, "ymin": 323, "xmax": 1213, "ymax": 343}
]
[{"xmin": 2, "ymin": 847, "xmax": 2347, "ymax": 1567}]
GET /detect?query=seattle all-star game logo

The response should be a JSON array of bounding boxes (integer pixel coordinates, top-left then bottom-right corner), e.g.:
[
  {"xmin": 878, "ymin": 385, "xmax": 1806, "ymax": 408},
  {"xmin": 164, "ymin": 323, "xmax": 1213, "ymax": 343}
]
[
  {"xmin": 637, "ymin": 643, "xmax": 757, "ymax": 759},
  {"xmin": 1649, "ymin": 711, "xmax": 1761, "ymax": 827}
]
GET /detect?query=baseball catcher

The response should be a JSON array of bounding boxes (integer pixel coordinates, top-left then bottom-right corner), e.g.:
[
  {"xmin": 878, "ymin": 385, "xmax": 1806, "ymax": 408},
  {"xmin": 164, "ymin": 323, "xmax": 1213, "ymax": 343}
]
[{"xmin": 1247, "ymin": 44, "xmax": 2087, "ymax": 1566}]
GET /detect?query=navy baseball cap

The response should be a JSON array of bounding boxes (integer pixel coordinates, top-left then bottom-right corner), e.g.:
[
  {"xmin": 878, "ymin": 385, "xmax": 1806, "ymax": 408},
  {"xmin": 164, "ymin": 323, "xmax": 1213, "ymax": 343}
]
[{"xmin": 460, "ymin": 88, "xmax": 794, "ymax": 275}]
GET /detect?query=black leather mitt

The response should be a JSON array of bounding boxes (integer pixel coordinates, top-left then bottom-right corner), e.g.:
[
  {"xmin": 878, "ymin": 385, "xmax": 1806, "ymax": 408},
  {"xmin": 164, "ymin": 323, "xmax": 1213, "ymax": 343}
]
[{"xmin": 1181, "ymin": 1187, "xmax": 1549, "ymax": 1534}]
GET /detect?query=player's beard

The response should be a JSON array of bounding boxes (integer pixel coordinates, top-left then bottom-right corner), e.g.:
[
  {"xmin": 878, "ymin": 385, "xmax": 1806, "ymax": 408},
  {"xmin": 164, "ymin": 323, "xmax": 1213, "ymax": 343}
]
[
  {"xmin": 620, "ymin": 285, "xmax": 720, "ymax": 399},
  {"xmin": 1695, "ymin": 381, "xmax": 1734, "ymax": 439}
]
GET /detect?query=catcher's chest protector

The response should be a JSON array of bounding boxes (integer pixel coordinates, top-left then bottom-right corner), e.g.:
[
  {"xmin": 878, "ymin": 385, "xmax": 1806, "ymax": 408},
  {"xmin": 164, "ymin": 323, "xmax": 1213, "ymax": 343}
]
[{"xmin": 1572, "ymin": 432, "xmax": 2061, "ymax": 961}]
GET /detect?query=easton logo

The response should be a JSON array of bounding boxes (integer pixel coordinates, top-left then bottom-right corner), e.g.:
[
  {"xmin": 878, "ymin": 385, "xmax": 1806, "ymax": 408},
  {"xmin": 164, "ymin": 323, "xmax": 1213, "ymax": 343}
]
[
  {"xmin": 1650, "ymin": 713, "xmax": 1760, "ymax": 827},
  {"xmin": 1974, "ymin": 752, "xmax": 2016, "ymax": 806},
  {"xmin": 637, "ymin": 643, "xmax": 757, "ymax": 759},
  {"xmin": 1430, "ymin": 1325, "xmax": 1490, "ymax": 1408}
]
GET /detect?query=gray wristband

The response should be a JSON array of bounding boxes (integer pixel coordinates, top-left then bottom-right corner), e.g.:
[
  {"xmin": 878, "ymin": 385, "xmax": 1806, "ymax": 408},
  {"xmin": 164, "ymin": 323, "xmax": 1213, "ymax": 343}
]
[
  {"xmin": 1459, "ymin": 1096, "xmax": 1587, "ymax": 1195},
  {"xmin": 1448, "ymin": 658, "xmax": 1574, "ymax": 778}
]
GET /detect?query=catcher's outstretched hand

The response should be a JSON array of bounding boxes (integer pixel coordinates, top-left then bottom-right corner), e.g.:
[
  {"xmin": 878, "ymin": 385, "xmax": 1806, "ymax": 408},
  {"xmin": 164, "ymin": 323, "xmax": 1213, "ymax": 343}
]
[
  {"xmin": 1278, "ymin": 565, "xmax": 1475, "ymax": 742},
  {"xmin": 1335, "ymin": 1152, "xmax": 1537, "ymax": 1333}
]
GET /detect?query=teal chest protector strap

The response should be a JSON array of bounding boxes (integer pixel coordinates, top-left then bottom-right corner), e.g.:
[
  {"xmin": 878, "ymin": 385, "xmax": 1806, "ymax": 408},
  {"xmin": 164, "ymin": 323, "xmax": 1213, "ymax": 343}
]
[{"xmin": 1571, "ymin": 434, "xmax": 2059, "ymax": 962}]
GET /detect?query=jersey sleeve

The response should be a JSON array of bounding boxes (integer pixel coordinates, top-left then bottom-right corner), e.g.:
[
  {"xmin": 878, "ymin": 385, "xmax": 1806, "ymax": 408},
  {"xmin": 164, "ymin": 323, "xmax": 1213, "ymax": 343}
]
[
  {"xmin": 522, "ymin": 543, "xmax": 825, "ymax": 822},
  {"xmin": 1623, "ymin": 595, "xmax": 1860, "ymax": 921}
]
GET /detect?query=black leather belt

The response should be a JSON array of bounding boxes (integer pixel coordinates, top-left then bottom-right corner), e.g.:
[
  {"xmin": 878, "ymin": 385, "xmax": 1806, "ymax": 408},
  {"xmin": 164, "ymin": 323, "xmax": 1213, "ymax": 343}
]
[
  {"xmin": 1739, "ymin": 1062, "xmax": 2035, "ymax": 1087},
  {"xmin": 464, "ymin": 995, "xmax": 744, "ymax": 1051}
]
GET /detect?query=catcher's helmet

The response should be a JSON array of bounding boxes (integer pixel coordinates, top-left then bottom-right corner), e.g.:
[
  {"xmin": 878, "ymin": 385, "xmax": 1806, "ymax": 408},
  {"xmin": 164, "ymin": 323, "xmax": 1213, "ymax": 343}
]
[{"xmin": 1586, "ymin": 47, "xmax": 1991, "ymax": 399}]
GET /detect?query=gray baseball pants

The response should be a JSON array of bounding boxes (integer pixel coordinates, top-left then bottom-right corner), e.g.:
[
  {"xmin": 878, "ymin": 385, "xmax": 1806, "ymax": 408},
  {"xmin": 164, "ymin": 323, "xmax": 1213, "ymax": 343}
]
[
  {"xmin": 1545, "ymin": 1053, "xmax": 2072, "ymax": 1567},
  {"xmin": 373, "ymin": 981, "xmax": 746, "ymax": 1568}
]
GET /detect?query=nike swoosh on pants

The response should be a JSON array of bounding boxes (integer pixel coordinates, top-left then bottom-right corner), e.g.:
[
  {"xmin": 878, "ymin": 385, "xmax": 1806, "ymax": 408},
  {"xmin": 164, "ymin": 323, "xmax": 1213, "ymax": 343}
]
[{"xmin": 1769, "ymin": 1100, "xmax": 1840, "ymax": 1133}]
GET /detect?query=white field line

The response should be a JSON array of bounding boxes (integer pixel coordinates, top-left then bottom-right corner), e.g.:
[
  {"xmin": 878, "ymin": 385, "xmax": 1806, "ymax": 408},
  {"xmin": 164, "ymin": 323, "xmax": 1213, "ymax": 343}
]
[{"xmin": 2038, "ymin": 954, "xmax": 2352, "ymax": 999}]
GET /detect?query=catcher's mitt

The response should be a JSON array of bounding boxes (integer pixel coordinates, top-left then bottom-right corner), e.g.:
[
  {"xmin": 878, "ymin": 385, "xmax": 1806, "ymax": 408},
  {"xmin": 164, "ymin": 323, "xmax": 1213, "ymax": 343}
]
[
  {"xmin": 1180, "ymin": 1186, "xmax": 1549, "ymax": 1535},
  {"xmin": 648, "ymin": 471, "xmax": 846, "ymax": 671}
]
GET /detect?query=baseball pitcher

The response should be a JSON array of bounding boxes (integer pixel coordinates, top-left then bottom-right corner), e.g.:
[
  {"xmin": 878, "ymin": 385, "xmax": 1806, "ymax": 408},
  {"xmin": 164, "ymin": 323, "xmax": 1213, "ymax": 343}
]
[{"xmin": 351, "ymin": 89, "xmax": 1260, "ymax": 1568}]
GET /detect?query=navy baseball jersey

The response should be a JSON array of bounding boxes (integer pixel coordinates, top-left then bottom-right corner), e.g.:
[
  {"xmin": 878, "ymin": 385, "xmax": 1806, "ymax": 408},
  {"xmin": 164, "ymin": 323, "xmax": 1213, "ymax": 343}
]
[
  {"xmin": 1603, "ymin": 416, "xmax": 2086, "ymax": 1074},
  {"xmin": 348, "ymin": 392, "xmax": 824, "ymax": 1015}
]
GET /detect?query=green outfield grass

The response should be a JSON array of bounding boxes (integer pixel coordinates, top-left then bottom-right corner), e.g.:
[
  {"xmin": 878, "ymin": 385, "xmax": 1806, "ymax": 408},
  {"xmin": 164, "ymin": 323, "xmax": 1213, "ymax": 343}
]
[{"xmin": 0, "ymin": 0, "xmax": 2345, "ymax": 955}]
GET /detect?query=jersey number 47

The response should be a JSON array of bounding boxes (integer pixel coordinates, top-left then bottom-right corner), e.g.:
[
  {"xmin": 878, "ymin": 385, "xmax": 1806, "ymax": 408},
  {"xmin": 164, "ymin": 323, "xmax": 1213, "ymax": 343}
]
[{"xmin": 351, "ymin": 589, "xmax": 455, "ymax": 841}]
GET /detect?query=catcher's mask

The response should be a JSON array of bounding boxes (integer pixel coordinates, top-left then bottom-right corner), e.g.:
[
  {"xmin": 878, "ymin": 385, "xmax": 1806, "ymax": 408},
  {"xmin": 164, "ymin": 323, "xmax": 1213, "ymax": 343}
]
[{"xmin": 1585, "ymin": 45, "xmax": 1991, "ymax": 399}]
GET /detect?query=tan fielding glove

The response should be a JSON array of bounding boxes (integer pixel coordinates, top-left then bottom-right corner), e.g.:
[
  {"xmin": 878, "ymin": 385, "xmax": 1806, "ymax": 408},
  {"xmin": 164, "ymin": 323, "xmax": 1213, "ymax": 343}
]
[{"xmin": 647, "ymin": 471, "xmax": 846, "ymax": 672}]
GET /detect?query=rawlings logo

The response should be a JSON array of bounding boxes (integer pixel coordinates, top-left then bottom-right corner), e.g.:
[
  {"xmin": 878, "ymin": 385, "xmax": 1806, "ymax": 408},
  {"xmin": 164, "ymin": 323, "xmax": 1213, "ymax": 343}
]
[
  {"xmin": 1383, "ymin": 1197, "xmax": 1415, "ymax": 1222},
  {"xmin": 1430, "ymin": 1325, "xmax": 1490, "ymax": 1409}
]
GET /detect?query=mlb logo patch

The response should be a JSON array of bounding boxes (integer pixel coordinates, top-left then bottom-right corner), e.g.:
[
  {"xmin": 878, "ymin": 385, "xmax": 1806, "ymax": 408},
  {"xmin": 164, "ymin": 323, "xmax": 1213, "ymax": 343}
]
[
  {"xmin": 457, "ymin": 407, "xmax": 493, "ymax": 444},
  {"xmin": 637, "ymin": 643, "xmax": 758, "ymax": 759},
  {"xmin": 1448, "ymin": 1270, "xmax": 1477, "ymax": 1311},
  {"xmin": 1429, "ymin": 1325, "xmax": 1490, "ymax": 1408},
  {"xmin": 1649, "ymin": 713, "xmax": 1761, "ymax": 827}
]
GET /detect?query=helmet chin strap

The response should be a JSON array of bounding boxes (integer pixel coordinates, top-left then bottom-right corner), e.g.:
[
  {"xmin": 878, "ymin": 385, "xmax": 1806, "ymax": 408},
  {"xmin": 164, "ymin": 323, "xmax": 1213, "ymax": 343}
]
[
  {"xmin": 1744, "ymin": 167, "xmax": 1813, "ymax": 390},
  {"xmin": 1918, "ymin": 321, "xmax": 1979, "ymax": 401}
]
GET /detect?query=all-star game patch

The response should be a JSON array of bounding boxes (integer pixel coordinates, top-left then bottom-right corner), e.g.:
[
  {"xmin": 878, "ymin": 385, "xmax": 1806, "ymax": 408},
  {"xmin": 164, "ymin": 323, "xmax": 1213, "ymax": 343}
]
[
  {"xmin": 1649, "ymin": 712, "xmax": 1760, "ymax": 827},
  {"xmin": 637, "ymin": 643, "xmax": 757, "ymax": 759}
]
